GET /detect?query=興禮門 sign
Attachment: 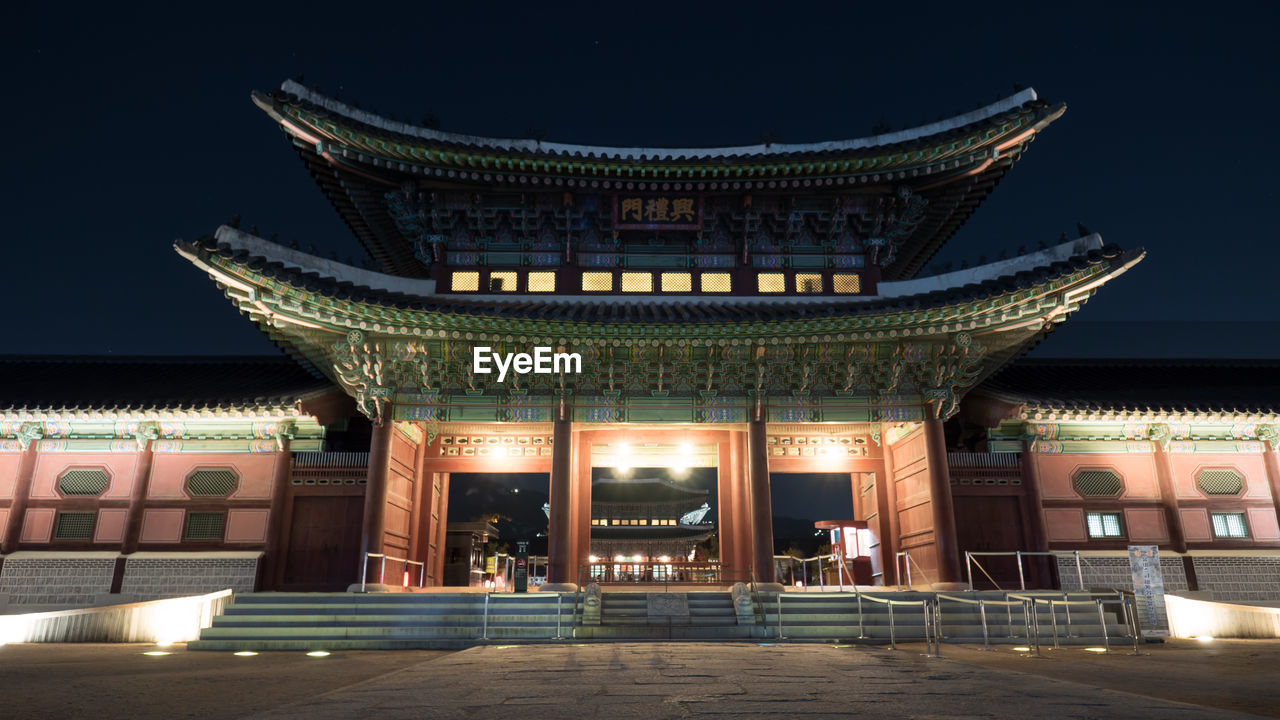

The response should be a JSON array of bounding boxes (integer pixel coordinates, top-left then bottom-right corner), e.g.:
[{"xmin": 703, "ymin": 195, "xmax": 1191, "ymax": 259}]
[{"xmin": 613, "ymin": 195, "xmax": 702, "ymax": 230}]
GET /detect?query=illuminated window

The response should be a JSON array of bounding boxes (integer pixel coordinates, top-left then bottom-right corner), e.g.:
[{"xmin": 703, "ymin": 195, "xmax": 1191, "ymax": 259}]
[
  {"xmin": 1211, "ymin": 512, "xmax": 1249, "ymax": 538},
  {"xmin": 184, "ymin": 512, "xmax": 226, "ymax": 540},
  {"xmin": 796, "ymin": 273, "xmax": 823, "ymax": 293},
  {"xmin": 488, "ymin": 271, "xmax": 517, "ymax": 292},
  {"xmin": 1197, "ymin": 469, "xmax": 1244, "ymax": 496},
  {"xmin": 621, "ymin": 272, "xmax": 653, "ymax": 292},
  {"xmin": 833, "ymin": 274, "xmax": 861, "ymax": 293},
  {"xmin": 1086, "ymin": 512, "xmax": 1124, "ymax": 538},
  {"xmin": 53, "ymin": 512, "xmax": 96, "ymax": 539},
  {"xmin": 639, "ymin": 519, "xmax": 648, "ymax": 525},
  {"xmin": 661, "ymin": 272, "xmax": 692, "ymax": 292},
  {"xmin": 451, "ymin": 271, "xmax": 479, "ymax": 292},
  {"xmin": 527, "ymin": 271, "xmax": 556, "ymax": 292},
  {"xmin": 592, "ymin": 519, "xmax": 601, "ymax": 525},
  {"xmin": 582, "ymin": 272, "xmax": 613, "ymax": 292},
  {"xmin": 700, "ymin": 273, "xmax": 731, "ymax": 293},
  {"xmin": 57, "ymin": 469, "xmax": 109, "ymax": 496},
  {"xmin": 757, "ymin": 273, "xmax": 785, "ymax": 293}
]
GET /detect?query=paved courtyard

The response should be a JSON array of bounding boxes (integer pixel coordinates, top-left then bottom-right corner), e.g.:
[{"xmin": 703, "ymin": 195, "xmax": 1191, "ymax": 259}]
[{"xmin": 2, "ymin": 640, "xmax": 1277, "ymax": 719}]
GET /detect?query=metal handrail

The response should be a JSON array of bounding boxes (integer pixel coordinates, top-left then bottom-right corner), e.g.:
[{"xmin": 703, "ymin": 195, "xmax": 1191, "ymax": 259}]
[
  {"xmin": 360, "ymin": 552, "xmax": 426, "ymax": 592},
  {"xmin": 894, "ymin": 551, "xmax": 934, "ymax": 590},
  {"xmin": 963, "ymin": 550, "xmax": 1084, "ymax": 591}
]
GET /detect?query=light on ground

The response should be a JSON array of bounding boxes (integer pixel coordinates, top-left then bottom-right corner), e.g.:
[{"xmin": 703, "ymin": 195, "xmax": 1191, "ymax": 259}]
[
  {"xmin": 1196, "ymin": 635, "xmax": 1214, "ymax": 643},
  {"xmin": 155, "ymin": 640, "xmax": 174, "ymax": 648},
  {"xmin": 1012, "ymin": 646, "xmax": 1031, "ymax": 652},
  {"xmin": 495, "ymin": 645, "xmax": 517, "ymax": 649},
  {"xmin": 234, "ymin": 651, "xmax": 259, "ymax": 656},
  {"xmin": 306, "ymin": 650, "xmax": 331, "ymax": 657},
  {"xmin": 1084, "ymin": 647, "xmax": 1108, "ymax": 653},
  {"xmin": 143, "ymin": 651, "xmax": 171, "ymax": 656}
]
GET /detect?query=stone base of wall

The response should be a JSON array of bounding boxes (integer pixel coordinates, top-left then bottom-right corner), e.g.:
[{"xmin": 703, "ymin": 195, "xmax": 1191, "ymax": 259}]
[
  {"xmin": 0, "ymin": 552, "xmax": 118, "ymax": 606},
  {"xmin": 119, "ymin": 552, "xmax": 260, "ymax": 600},
  {"xmin": 1057, "ymin": 552, "xmax": 1280, "ymax": 630},
  {"xmin": 1190, "ymin": 556, "xmax": 1280, "ymax": 603},
  {"xmin": 0, "ymin": 551, "xmax": 261, "ymax": 608}
]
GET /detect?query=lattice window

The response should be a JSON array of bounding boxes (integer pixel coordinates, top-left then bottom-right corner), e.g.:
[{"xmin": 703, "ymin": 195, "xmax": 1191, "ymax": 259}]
[
  {"xmin": 621, "ymin": 272, "xmax": 653, "ymax": 292},
  {"xmin": 1086, "ymin": 512, "xmax": 1124, "ymax": 538},
  {"xmin": 700, "ymin": 273, "xmax": 731, "ymax": 293},
  {"xmin": 1073, "ymin": 468, "xmax": 1123, "ymax": 496},
  {"xmin": 54, "ymin": 512, "xmax": 96, "ymax": 539},
  {"xmin": 660, "ymin": 272, "xmax": 691, "ymax": 292},
  {"xmin": 451, "ymin": 271, "xmax": 479, "ymax": 292},
  {"xmin": 1211, "ymin": 512, "xmax": 1249, "ymax": 538},
  {"xmin": 527, "ymin": 271, "xmax": 555, "ymax": 292},
  {"xmin": 186, "ymin": 469, "xmax": 237, "ymax": 498},
  {"xmin": 795, "ymin": 273, "xmax": 823, "ymax": 293},
  {"xmin": 833, "ymin": 274, "xmax": 862, "ymax": 293},
  {"xmin": 184, "ymin": 512, "xmax": 226, "ymax": 540},
  {"xmin": 488, "ymin": 271, "xmax": 517, "ymax": 292},
  {"xmin": 757, "ymin": 273, "xmax": 785, "ymax": 293},
  {"xmin": 57, "ymin": 469, "xmax": 109, "ymax": 496},
  {"xmin": 1197, "ymin": 468, "xmax": 1244, "ymax": 496},
  {"xmin": 582, "ymin": 272, "xmax": 613, "ymax": 292}
]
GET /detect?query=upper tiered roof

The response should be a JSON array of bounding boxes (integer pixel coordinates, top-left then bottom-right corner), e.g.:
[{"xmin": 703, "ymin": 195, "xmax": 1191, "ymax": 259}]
[{"xmin": 255, "ymin": 81, "xmax": 1064, "ymax": 279}]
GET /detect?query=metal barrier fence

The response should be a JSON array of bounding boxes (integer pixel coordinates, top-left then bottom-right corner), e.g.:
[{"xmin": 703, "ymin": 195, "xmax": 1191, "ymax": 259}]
[
  {"xmin": 577, "ymin": 561, "xmax": 749, "ymax": 589},
  {"xmin": 775, "ymin": 589, "xmax": 942, "ymax": 656},
  {"xmin": 360, "ymin": 552, "xmax": 426, "ymax": 592},
  {"xmin": 934, "ymin": 590, "xmax": 1142, "ymax": 654},
  {"xmin": 964, "ymin": 550, "xmax": 1085, "ymax": 591}
]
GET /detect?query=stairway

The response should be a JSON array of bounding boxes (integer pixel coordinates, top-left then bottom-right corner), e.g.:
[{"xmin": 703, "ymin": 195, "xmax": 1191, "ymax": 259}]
[
  {"xmin": 189, "ymin": 592, "xmax": 575, "ymax": 651},
  {"xmin": 574, "ymin": 591, "xmax": 771, "ymax": 640},
  {"xmin": 189, "ymin": 589, "xmax": 1135, "ymax": 651},
  {"xmin": 763, "ymin": 590, "xmax": 1134, "ymax": 645}
]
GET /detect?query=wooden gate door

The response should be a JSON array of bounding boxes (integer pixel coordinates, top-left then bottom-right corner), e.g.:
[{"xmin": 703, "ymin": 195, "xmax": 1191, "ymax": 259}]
[
  {"xmin": 282, "ymin": 495, "xmax": 364, "ymax": 591},
  {"xmin": 953, "ymin": 495, "xmax": 1026, "ymax": 590}
]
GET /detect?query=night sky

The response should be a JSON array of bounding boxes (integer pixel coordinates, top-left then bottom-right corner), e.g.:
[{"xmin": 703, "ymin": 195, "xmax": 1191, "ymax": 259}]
[{"xmin": 8, "ymin": 4, "xmax": 1277, "ymax": 357}]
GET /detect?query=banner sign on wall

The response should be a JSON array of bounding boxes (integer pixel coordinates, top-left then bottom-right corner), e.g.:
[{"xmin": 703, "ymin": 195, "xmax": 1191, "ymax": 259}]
[{"xmin": 1128, "ymin": 545, "xmax": 1170, "ymax": 636}]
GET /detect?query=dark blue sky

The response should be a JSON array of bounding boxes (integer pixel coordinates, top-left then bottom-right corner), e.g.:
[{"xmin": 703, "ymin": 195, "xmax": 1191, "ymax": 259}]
[{"xmin": 6, "ymin": 2, "xmax": 1277, "ymax": 357}]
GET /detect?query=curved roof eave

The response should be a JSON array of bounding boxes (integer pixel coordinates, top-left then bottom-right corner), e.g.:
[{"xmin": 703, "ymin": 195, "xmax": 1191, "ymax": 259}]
[{"xmin": 275, "ymin": 80, "xmax": 1041, "ymax": 161}]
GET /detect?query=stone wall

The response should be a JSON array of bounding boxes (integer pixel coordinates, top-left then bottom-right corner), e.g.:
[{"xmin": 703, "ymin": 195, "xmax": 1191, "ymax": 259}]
[
  {"xmin": 0, "ymin": 551, "xmax": 261, "ymax": 608},
  {"xmin": 1056, "ymin": 554, "xmax": 1189, "ymax": 593},
  {"xmin": 1190, "ymin": 556, "xmax": 1280, "ymax": 603},
  {"xmin": 0, "ymin": 553, "xmax": 117, "ymax": 606},
  {"xmin": 119, "ymin": 553, "xmax": 260, "ymax": 600}
]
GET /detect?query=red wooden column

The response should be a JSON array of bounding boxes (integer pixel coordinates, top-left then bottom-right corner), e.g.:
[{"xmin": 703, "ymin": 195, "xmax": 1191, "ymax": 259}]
[
  {"xmin": 120, "ymin": 432, "xmax": 158, "ymax": 555},
  {"xmin": 1, "ymin": 427, "xmax": 42, "ymax": 554},
  {"xmin": 1150, "ymin": 432, "xmax": 1188, "ymax": 554},
  {"xmin": 545, "ymin": 418, "xmax": 575, "ymax": 585},
  {"xmin": 923, "ymin": 420, "xmax": 962, "ymax": 584},
  {"xmin": 876, "ymin": 428, "xmax": 900, "ymax": 585},
  {"xmin": 747, "ymin": 419, "xmax": 776, "ymax": 584},
  {"xmin": 1018, "ymin": 437, "xmax": 1053, "ymax": 588},
  {"xmin": 573, "ymin": 431, "xmax": 593, "ymax": 583},
  {"xmin": 432, "ymin": 472, "xmax": 451, "ymax": 585},
  {"xmin": 359, "ymin": 419, "xmax": 393, "ymax": 582},
  {"xmin": 1263, "ymin": 428, "xmax": 1280, "ymax": 531},
  {"xmin": 716, "ymin": 433, "xmax": 739, "ymax": 577}
]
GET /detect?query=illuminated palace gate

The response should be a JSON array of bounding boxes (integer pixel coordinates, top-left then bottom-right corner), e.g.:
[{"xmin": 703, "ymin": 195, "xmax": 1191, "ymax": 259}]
[{"xmin": 179, "ymin": 81, "xmax": 1140, "ymax": 587}]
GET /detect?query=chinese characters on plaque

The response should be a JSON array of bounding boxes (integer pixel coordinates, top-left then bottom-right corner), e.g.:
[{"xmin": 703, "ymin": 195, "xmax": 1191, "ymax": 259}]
[{"xmin": 613, "ymin": 195, "xmax": 702, "ymax": 230}]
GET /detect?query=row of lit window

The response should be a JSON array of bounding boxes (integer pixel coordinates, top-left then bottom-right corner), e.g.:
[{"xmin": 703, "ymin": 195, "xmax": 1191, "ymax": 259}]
[
  {"xmin": 1086, "ymin": 511, "xmax": 1249, "ymax": 539},
  {"xmin": 450, "ymin": 270, "xmax": 862, "ymax": 294},
  {"xmin": 591, "ymin": 518, "xmax": 679, "ymax": 526}
]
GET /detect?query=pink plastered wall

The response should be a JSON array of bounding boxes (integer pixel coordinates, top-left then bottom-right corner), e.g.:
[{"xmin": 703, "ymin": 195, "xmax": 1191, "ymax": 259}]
[
  {"xmin": 226, "ymin": 509, "xmax": 270, "ymax": 543},
  {"xmin": 1044, "ymin": 508, "xmax": 1086, "ymax": 541},
  {"xmin": 147, "ymin": 453, "xmax": 279, "ymax": 500},
  {"xmin": 21, "ymin": 508, "xmax": 55, "ymax": 542},
  {"xmin": 1123, "ymin": 508, "xmax": 1169, "ymax": 542},
  {"xmin": 1035, "ymin": 453, "xmax": 1159, "ymax": 500},
  {"xmin": 0, "ymin": 452, "xmax": 22, "ymax": 498},
  {"xmin": 1168, "ymin": 454, "xmax": 1270, "ymax": 500},
  {"xmin": 139, "ymin": 509, "xmax": 185, "ymax": 543},
  {"xmin": 29, "ymin": 453, "xmax": 139, "ymax": 499}
]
